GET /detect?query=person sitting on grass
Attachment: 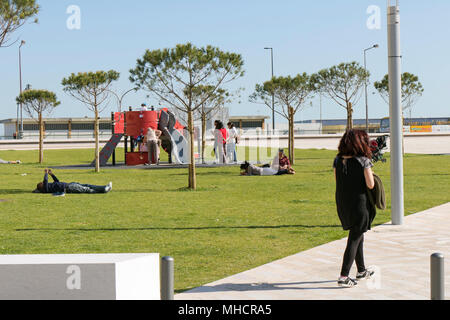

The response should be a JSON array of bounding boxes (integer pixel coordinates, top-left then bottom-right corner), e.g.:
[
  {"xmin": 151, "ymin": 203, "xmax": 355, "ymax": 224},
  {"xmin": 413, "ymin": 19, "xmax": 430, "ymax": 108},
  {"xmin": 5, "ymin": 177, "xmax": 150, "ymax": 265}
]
[
  {"xmin": 0, "ymin": 159, "xmax": 21, "ymax": 164},
  {"xmin": 34, "ymin": 169, "xmax": 112, "ymax": 194},
  {"xmin": 276, "ymin": 149, "xmax": 296, "ymax": 175}
]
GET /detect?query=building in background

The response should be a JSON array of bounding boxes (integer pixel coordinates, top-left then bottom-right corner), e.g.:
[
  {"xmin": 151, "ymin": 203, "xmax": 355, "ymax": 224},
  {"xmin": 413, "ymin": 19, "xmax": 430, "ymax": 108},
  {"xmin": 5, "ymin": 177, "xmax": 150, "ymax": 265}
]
[
  {"xmin": 229, "ymin": 116, "xmax": 270, "ymax": 132},
  {"xmin": 0, "ymin": 118, "xmax": 113, "ymax": 139}
]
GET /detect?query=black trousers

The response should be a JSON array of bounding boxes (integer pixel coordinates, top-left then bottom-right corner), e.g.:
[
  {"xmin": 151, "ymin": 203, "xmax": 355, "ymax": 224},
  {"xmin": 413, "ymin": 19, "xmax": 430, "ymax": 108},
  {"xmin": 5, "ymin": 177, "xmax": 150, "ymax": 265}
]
[{"xmin": 340, "ymin": 229, "xmax": 366, "ymax": 277}]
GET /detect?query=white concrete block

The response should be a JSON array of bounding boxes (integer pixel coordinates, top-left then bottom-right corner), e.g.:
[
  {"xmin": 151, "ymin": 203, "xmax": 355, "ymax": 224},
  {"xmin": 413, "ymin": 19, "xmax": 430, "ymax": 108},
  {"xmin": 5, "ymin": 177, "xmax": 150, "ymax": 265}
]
[{"xmin": 0, "ymin": 253, "xmax": 160, "ymax": 300}]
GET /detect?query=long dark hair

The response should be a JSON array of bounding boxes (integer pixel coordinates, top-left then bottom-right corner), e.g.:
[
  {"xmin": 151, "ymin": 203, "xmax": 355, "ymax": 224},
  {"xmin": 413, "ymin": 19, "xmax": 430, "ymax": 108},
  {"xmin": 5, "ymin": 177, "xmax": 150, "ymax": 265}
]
[
  {"xmin": 338, "ymin": 129, "xmax": 372, "ymax": 158},
  {"xmin": 216, "ymin": 121, "xmax": 224, "ymax": 130},
  {"xmin": 240, "ymin": 161, "xmax": 250, "ymax": 170}
]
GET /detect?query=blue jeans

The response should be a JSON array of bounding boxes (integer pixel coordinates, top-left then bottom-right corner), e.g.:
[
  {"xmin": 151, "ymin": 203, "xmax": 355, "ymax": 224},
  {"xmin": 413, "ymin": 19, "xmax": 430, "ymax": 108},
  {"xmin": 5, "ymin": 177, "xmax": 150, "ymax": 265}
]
[{"xmin": 66, "ymin": 183, "xmax": 107, "ymax": 194}]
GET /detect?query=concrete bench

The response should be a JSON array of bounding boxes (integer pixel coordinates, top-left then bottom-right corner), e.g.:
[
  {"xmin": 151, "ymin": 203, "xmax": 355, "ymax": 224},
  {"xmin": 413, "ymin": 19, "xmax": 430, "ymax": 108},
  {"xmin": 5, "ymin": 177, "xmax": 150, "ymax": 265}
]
[{"xmin": 0, "ymin": 253, "xmax": 160, "ymax": 300}]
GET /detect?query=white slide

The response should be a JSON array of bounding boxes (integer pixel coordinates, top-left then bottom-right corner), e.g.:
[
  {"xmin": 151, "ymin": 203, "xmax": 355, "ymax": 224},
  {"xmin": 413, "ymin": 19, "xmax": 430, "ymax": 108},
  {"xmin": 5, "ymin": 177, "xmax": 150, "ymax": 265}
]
[{"xmin": 166, "ymin": 129, "xmax": 189, "ymax": 164}]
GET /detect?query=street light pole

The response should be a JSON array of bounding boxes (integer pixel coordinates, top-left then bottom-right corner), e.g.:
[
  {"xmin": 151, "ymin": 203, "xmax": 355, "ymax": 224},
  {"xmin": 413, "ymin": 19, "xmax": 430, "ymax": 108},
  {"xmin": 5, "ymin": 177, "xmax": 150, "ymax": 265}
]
[
  {"xmin": 364, "ymin": 44, "xmax": 379, "ymax": 132},
  {"xmin": 264, "ymin": 47, "xmax": 275, "ymax": 134},
  {"xmin": 18, "ymin": 40, "xmax": 25, "ymax": 139},
  {"xmin": 108, "ymin": 87, "xmax": 138, "ymax": 112},
  {"xmin": 388, "ymin": 0, "xmax": 404, "ymax": 225}
]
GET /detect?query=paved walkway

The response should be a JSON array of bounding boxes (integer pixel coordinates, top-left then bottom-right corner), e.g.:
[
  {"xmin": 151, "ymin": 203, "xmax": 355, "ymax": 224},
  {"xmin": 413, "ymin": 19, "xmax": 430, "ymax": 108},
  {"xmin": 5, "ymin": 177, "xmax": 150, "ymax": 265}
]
[{"xmin": 176, "ymin": 203, "xmax": 450, "ymax": 300}]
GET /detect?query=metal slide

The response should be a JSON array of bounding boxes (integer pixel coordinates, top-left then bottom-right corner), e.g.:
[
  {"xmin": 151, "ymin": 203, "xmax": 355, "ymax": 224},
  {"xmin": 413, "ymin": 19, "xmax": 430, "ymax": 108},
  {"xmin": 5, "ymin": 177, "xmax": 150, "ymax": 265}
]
[
  {"xmin": 91, "ymin": 133, "xmax": 124, "ymax": 167},
  {"xmin": 159, "ymin": 110, "xmax": 189, "ymax": 164}
]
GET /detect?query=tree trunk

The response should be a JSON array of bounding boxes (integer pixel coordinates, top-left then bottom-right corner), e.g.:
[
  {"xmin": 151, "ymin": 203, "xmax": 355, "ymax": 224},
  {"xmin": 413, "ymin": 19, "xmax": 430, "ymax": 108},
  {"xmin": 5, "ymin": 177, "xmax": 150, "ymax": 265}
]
[
  {"xmin": 188, "ymin": 110, "xmax": 196, "ymax": 190},
  {"xmin": 201, "ymin": 113, "xmax": 206, "ymax": 164},
  {"xmin": 289, "ymin": 107, "xmax": 295, "ymax": 165},
  {"xmin": 39, "ymin": 112, "xmax": 44, "ymax": 164},
  {"xmin": 95, "ymin": 108, "xmax": 100, "ymax": 173},
  {"xmin": 347, "ymin": 102, "xmax": 353, "ymax": 130}
]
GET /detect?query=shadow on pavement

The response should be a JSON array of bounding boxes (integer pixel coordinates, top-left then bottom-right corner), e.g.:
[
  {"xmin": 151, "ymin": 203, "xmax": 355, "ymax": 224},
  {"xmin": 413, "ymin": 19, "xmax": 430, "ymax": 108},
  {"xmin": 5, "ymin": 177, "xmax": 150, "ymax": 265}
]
[{"xmin": 177, "ymin": 280, "xmax": 345, "ymax": 294}]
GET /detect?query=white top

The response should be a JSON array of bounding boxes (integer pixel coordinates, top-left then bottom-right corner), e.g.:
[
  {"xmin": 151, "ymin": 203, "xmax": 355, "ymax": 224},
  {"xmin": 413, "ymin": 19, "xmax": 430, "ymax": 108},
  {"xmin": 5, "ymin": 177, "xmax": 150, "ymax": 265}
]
[
  {"xmin": 228, "ymin": 127, "xmax": 238, "ymax": 142},
  {"xmin": 147, "ymin": 128, "xmax": 157, "ymax": 141}
]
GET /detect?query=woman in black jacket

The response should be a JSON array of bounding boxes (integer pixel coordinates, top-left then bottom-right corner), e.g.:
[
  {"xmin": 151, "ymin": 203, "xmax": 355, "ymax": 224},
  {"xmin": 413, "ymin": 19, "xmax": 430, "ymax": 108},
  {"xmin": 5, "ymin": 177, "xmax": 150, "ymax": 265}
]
[{"xmin": 333, "ymin": 130, "xmax": 376, "ymax": 287}]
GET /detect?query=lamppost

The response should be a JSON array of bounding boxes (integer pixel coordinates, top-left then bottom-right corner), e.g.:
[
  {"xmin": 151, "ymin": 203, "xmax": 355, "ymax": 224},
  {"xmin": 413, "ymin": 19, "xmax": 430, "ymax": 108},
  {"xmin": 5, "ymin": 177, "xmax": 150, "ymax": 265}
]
[
  {"xmin": 364, "ymin": 44, "xmax": 379, "ymax": 132},
  {"xmin": 388, "ymin": 0, "xmax": 404, "ymax": 225},
  {"xmin": 18, "ymin": 40, "xmax": 25, "ymax": 139},
  {"xmin": 264, "ymin": 47, "xmax": 275, "ymax": 134},
  {"xmin": 107, "ymin": 87, "xmax": 138, "ymax": 112}
]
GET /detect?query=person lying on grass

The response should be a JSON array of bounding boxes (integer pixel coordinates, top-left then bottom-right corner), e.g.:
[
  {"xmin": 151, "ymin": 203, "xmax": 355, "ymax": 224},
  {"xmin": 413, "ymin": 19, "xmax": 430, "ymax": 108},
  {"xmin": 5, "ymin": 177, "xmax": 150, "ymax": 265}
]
[
  {"xmin": 33, "ymin": 169, "xmax": 112, "ymax": 194},
  {"xmin": 240, "ymin": 161, "xmax": 295, "ymax": 176},
  {"xmin": 0, "ymin": 159, "xmax": 21, "ymax": 164}
]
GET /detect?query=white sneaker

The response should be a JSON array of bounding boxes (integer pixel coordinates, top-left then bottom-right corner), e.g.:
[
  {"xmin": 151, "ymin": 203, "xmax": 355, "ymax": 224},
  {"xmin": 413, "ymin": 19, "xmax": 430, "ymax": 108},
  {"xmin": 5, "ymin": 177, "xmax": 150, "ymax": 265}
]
[
  {"xmin": 356, "ymin": 269, "xmax": 375, "ymax": 281},
  {"xmin": 338, "ymin": 277, "xmax": 357, "ymax": 288},
  {"xmin": 105, "ymin": 182, "xmax": 112, "ymax": 193}
]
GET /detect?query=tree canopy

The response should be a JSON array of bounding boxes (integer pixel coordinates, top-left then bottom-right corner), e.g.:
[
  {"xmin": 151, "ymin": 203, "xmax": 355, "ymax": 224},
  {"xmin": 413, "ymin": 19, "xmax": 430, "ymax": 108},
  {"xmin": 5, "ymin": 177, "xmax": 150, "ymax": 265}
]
[
  {"xmin": 312, "ymin": 62, "xmax": 369, "ymax": 129},
  {"xmin": 62, "ymin": 70, "xmax": 120, "ymax": 172},
  {"xmin": 0, "ymin": 0, "xmax": 40, "ymax": 47},
  {"xmin": 16, "ymin": 89, "xmax": 60, "ymax": 116},
  {"xmin": 62, "ymin": 70, "xmax": 120, "ymax": 111},
  {"xmin": 16, "ymin": 89, "xmax": 60, "ymax": 163},
  {"xmin": 250, "ymin": 73, "xmax": 315, "ymax": 164},
  {"xmin": 374, "ymin": 72, "xmax": 424, "ymax": 112},
  {"xmin": 129, "ymin": 43, "xmax": 244, "ymax": 115},
  {"xmin": 250, "ymin": 73, "xmax": 315, "ymax": 121}
]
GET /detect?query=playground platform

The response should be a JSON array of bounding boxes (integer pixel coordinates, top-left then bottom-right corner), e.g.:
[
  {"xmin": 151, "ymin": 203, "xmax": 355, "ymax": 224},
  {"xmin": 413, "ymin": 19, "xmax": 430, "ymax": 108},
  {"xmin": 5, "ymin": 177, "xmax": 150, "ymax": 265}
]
[{"xmin": 175, "ymin": 202, "xmax": 450, "ymax": 300}]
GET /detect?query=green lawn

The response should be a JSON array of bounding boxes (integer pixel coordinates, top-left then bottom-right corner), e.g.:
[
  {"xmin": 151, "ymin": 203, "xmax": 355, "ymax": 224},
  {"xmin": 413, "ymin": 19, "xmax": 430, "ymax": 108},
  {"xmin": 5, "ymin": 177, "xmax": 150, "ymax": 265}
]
[{"xmin": 0, "ymin": 148, "xmax": 449, "ymax": 292}]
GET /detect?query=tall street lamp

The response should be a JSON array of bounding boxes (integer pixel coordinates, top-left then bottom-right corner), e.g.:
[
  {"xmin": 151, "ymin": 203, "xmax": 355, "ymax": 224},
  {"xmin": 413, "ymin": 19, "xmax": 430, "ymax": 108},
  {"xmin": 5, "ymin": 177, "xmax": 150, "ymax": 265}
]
[
  {"xmin": 364, "ymin": 44, "xmax": 379, "ymax": 132},
  {"xmin": 18, "ymin": 40, "xmax": 26, "ymax": 139},
  {"xmin": 264, "ymin": 47, "xmax": 275, "ymax": 134}
]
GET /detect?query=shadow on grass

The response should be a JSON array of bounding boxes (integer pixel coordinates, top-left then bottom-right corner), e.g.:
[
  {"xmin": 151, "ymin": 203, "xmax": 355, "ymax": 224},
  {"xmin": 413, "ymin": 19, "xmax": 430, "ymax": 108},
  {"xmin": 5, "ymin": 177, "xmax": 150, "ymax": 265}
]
[
  {"xmin": 175, "ymin": 280, "xmax": 344, "ymax": 294},
  {"xmin": 169, "ymin": 171, "xmax": 234, "ymax": 177},
  {"xmin": 16, "ymin": 224, "xmax": 341, "ymax": 232},
  {"xmin": 0, "ymin": 189, "xmax": 33, "ymax": 195},
  {"xmin": 113, "ymin": 187, "xmax": 219, "ymax": 193}
]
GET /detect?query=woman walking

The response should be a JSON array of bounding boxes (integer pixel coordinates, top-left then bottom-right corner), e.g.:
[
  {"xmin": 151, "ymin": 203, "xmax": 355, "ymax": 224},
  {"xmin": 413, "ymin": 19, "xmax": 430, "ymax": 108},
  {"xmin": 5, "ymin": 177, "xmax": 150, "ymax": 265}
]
[{"xmin": 333, "ymin": 130, "xmax": 376, "ymax": 287}]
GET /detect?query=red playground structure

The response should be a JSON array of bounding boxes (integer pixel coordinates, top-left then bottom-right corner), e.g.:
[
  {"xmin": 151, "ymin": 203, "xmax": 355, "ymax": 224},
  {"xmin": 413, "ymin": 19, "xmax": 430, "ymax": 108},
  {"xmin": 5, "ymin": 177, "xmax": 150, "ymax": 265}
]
[{"xmin": 92, "ymin": 108, "xmax": 189, "ymax": 167}]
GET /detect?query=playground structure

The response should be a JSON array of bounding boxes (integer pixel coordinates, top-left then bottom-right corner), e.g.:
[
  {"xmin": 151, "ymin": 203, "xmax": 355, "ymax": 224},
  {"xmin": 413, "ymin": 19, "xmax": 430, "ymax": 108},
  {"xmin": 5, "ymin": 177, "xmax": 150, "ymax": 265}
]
[{"xmin": 93, "ymin": 108, "xmax": 189, "ymax": 167}]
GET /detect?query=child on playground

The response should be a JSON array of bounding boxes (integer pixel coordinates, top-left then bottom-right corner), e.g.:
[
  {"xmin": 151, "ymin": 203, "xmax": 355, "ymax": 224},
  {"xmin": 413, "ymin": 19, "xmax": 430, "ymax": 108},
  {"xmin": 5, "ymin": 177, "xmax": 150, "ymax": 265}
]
[{"xmin": 147, "ymin": 127, "xmax": 162, "ymax": 165}]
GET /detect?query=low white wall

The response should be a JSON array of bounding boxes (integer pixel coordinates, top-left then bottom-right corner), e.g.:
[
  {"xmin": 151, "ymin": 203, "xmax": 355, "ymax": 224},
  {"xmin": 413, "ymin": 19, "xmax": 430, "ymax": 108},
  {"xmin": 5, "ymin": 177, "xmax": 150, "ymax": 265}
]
[
  {"xmin": 0, "ymin": 253, "xmax": 160, "ymax": 300},
  {"xmin": 1, "ymin": 133, "xmax": 449, "ymax": 155}
]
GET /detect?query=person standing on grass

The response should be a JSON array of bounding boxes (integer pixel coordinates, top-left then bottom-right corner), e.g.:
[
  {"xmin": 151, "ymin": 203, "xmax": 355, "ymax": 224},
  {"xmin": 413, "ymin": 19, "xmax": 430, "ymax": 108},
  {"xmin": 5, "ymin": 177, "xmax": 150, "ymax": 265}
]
[
  {"xmin": 146, "ymin": 127, "xmax": 162, "ymax": 165},
  {"xmin": 333, "ymin": 129, "xmax": 376, "ymax": 288},
  {"xmin": 214, "ymin": 121, "xmax": 228, "ymax": 164},
  {"xmin": 226, "ymin": 122, "xmax": 239, "ymax": 163}
]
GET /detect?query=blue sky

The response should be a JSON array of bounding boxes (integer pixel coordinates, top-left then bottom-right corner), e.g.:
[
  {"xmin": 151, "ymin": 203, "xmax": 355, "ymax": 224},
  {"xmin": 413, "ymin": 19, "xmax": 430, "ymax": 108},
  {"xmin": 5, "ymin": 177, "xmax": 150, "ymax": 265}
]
[{"xmin": 1, "ymin": 0, "xmax": 449, "ymax": 124}]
